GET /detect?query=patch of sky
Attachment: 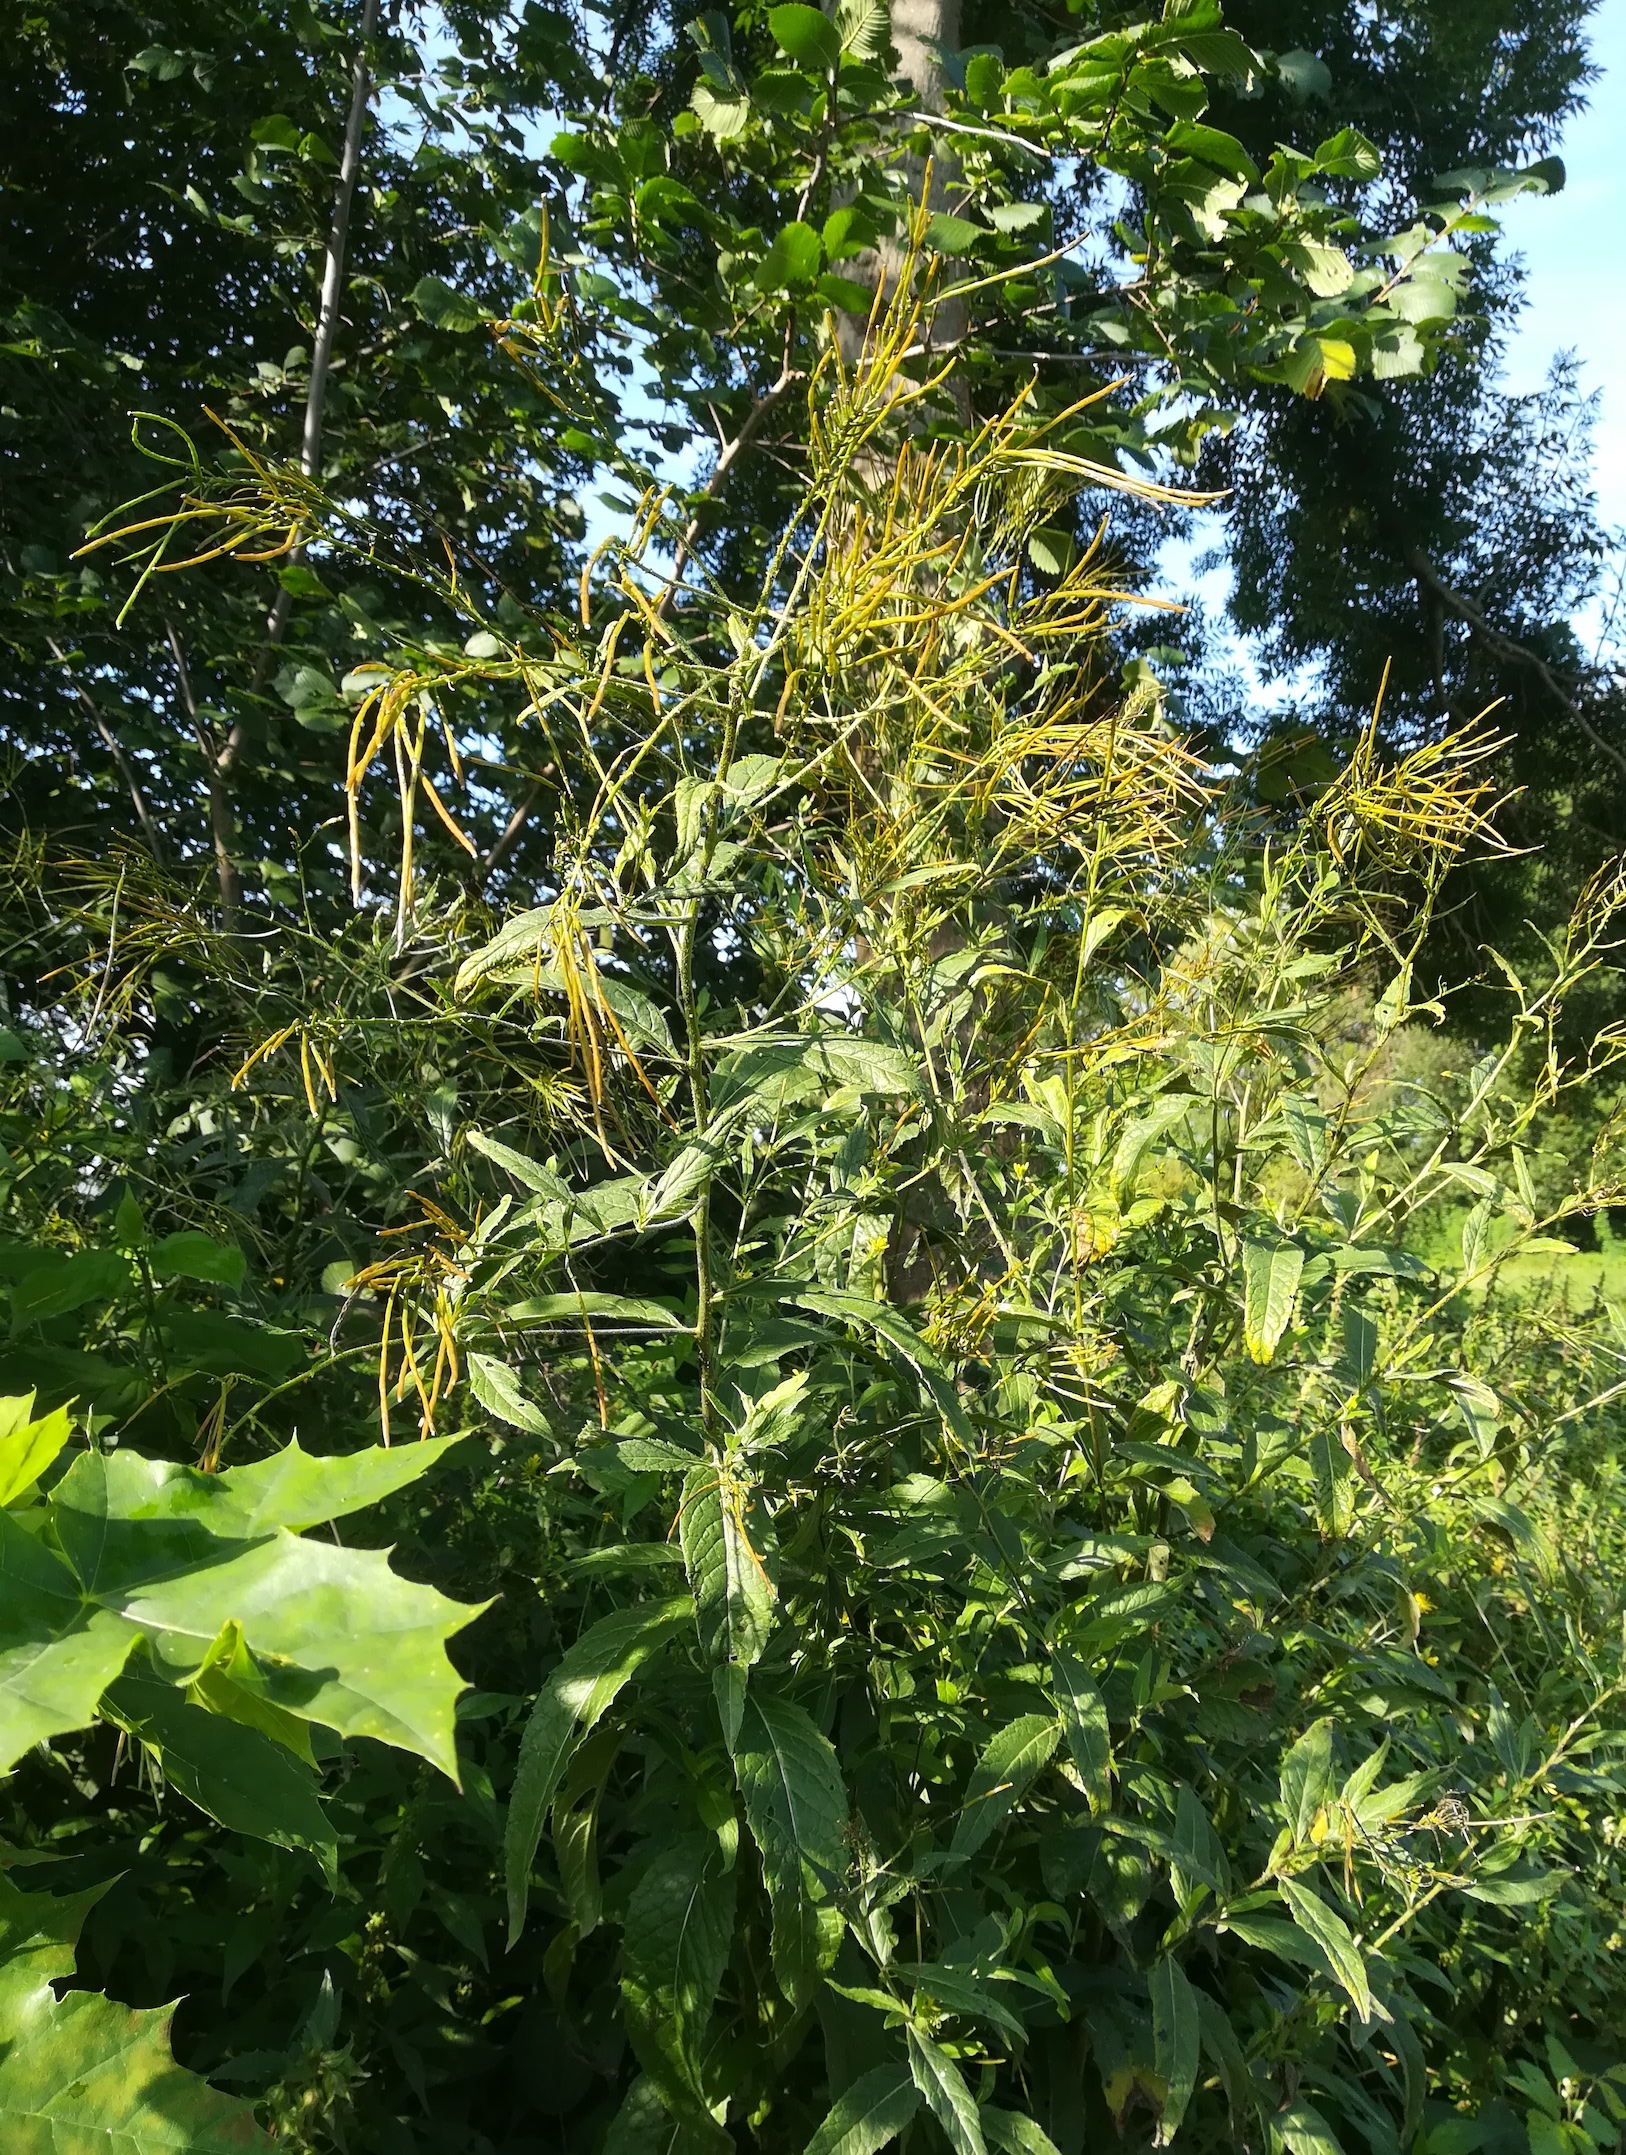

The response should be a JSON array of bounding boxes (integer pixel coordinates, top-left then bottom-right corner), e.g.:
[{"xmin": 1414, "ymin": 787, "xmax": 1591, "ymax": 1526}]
[
  {"xmin": 1151, "ymin": 0, "xmax": 1626, "ymax": 732},
  {"xmin": 1499, "ymin": 0, "xmax": 1626, "ymax": 538}
]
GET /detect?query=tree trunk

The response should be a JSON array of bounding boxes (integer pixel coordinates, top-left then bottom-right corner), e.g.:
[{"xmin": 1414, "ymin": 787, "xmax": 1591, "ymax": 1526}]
[
  {"xmin": 843, "ymin": 0, "xmax": 967, "ymax": 380},
  {"xmin": 215, "ymin": 0, "xmax": 382, "ymax": 918}
]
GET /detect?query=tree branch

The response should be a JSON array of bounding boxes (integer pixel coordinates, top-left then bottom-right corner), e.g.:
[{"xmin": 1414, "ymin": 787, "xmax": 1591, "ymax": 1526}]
[
  {"xmin": 223, "ymin": 0, "xmax": 381, "ymax": 910},
  {"xmin": 166, "ymin": 620, "xmax": 241, "ymax": 914},
  {"xmin": 257, "ymin": 0, "xmax": 382, "ymax": 666},
  {"xmin": 479, "ymin": 766, "xmax": 556, "ymax": 882},
  {"xmin": 45, "ymin": 637, "xmax": 164, "ymax": 861},
  {"xmin": 1409, "ymin": 550, "xmax": 1626, "ymax": 784},
  {"xmin": 655, "ymin": 369, "xmax": 804, "ymax": 619},
  {"xmin": 302, "ymin": 0, "xmax": 383, "ymax": 486}
]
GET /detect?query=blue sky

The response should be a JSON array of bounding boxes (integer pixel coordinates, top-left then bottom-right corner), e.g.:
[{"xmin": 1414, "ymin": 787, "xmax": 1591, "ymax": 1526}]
[
  {"xmin": 568, "ymin": 0, "xmax": 1625, "ymax": 630},
  {"xmin": 1156, "ymin": 1, "xmax": 1624, "ymax": 704},
  {"xmin": 1501, "ymin": 0, "xmax": 1625, "ymax": 534}
]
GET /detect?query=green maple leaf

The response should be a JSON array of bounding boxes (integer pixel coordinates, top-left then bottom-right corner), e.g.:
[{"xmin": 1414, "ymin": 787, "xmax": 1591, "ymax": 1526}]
[{"xmin": 0, "ymin": 1876, "xmax": 270, "ymax": 2152}]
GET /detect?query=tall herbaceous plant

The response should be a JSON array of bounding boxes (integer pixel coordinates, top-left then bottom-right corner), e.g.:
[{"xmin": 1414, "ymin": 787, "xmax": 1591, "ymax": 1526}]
[{"xmin": 18, "ymin": 226, "xmax": 1626, "ymax": 2154}]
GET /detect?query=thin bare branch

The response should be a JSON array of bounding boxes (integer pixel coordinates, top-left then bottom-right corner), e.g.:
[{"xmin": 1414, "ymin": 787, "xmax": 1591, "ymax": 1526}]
[{"xmin": 45, "ymin": 637, "xmax": 165, "ymax": 861}]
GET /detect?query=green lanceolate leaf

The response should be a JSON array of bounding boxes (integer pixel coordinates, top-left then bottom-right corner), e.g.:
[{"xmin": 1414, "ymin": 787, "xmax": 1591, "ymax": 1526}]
[
  {"xmin": 1111, "ymin": 1094, "xmax": 1196, "ymax": 1195},
  {"xmin": 553, "ymin": 1720, "xmax": 621, "ymax": 1936},
  {"xmin": 506, "ymin": 1292, "xmax": 687, "ymax": 1328},
  {"xmin": 467, "ymin": 1127, "xmax": 572, "ymax": 1202},
  {"xmin": 149, "ymin": 1230, "xmax": 246, "ymax": 1289},
  {"xmin": 906, "ymin": 2024, "xmax": 987, "ymax": 2155},
  {"xmin": 793, "ymin": 1290, "xmax": 971, "ymax": 1442},
  {"xmin": 805, "ymin": 2064, "xmax": 922, "ymax": 2155},
  {"xmin": 0, "ymin": 1876, "xmax": 269, "ymax": 2151},
  {"xmin": 1276, "ymin": 1876, "xmax": 1372, "ymax": 2018},
  {"xmin": 732, "ymin": 1690, "xmax": 848, "ymax": 2006},
  {"xmin": 1193, "ymin": 1989, "xmax": 1262, "ymax": 2134},
  {"xmin": 621, "ymin": 1830, "xmax": 736, "ymax": 2135},
  {"xmin": 0, "ymin": 1392, "xmax": 72, "ymax": 1506},
  {"xmin": 1150, "ymin": 1954, "xmax": 1200, "ymax": 2145},
  {"xmin": 102, "ymin": 1673, "xmax": 338, "ymax": 1881},
  {"xmin": 505, "ymin": 1597, "xmax": 690, "ymax": 1945},
  {"xmin": 603, "ymin": 2073, "xmax": 717, "ymax": 2155},
  {"xmin": 1279, "ymin": 1717, "xmax": 1335, "ymax": 1844},
  {"xmin": 1272, "ymin": 2099, "xmax": 1345, "ymax": 2155},
  {"xmin": 679, "ymin": 1459, "xmax": 775, "ymax": 1671},
  {"xmin": 1052, "ymin": 1652, "xmax": 1112, "ymax": 1813},
  {"xmin": 950, "ymin": 1713, "xmax": 1059, "ymax": 1860},
  {"xmin": 1241, "ymin": 1238, "xmax": 1304, "ymax": 1364},
  {"xmin": 983, "ymin": 2111, "xmax": 1064, "ymax": 2155},
  {"xmin": 468, "ymin": 1352, "xmax": 552, "ymax": 1435}
]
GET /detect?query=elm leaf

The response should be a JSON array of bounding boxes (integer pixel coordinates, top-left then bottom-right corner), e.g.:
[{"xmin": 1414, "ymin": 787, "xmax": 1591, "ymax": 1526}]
[{"xmin": 768, "ymin": 3, "xmax": 840, "ymax": 69}]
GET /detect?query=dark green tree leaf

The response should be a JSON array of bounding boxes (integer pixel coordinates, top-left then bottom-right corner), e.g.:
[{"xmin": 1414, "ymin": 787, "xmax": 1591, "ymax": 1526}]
[{"xmin": 768, "ymin": 4, "xmax": 841, "ymax": 71}]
